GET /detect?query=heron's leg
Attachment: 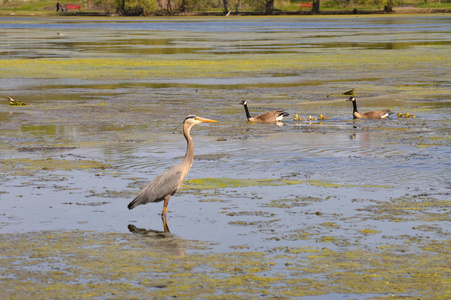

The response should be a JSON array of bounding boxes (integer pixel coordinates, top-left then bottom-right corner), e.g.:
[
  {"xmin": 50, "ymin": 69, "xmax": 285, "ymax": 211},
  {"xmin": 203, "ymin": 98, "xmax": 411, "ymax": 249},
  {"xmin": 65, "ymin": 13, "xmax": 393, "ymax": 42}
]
[
  {"xmin": 161, "ymin": 215, "xmax": 170, "ymax": 233},
  {"xmin": 161, "ymin": 196, "xmax": 171, "ymax": 218}
]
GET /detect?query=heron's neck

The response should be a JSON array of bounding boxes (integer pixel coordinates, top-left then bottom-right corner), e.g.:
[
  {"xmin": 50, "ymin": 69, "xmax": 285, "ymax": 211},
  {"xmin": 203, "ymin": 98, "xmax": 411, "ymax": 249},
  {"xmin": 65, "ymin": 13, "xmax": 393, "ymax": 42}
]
[
  {"xmin": 243, "ymin": 103, "xmax": 252, "ymax": 120},
  {"xmin": 183, "ymin": 124, "xmax": 194, "ymax": 168}
]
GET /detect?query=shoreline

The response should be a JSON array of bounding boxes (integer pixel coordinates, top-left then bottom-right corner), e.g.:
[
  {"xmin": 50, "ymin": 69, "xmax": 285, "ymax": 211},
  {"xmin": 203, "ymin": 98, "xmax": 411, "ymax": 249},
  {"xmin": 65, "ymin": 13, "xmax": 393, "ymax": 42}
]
[{"xmin": 2, "ymin": 7, "xmax": 450, "ymax": 17}]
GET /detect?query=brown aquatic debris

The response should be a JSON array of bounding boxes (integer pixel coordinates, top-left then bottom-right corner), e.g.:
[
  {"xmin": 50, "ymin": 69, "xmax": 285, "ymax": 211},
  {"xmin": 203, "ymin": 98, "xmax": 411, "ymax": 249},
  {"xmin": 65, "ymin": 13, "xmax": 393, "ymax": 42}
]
[
  {"xmin": 7, "ymin": 96, "xmax": 27, "ymax": 106},
  {"xmin": 327, "ymin": 88, "xmax": 356, "ymax": 98}
]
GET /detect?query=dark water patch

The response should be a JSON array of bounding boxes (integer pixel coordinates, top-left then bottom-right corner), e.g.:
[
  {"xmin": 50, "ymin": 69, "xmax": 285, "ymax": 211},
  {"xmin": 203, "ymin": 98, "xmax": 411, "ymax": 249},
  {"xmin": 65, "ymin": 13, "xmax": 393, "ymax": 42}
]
[
  {"xmin": 34, "ymin": 80, "xmax": 319, "ymax": 91},
  {"xmin": 16, "ymin": 146, "xmax": 78, "ymax": 152},
  {"xmin": 20, "ymin": 124, "xmax": 137, "ymax": 137},
  {"xmin": 71, "ymin": 43, "xmax": 211, "ymax": 55},
  {"xmin": 5, "ymin": 39, "xmax": 450, "ymax": 59},
  {"xmin": 311, "ymin": 40, "xmax": 451, "ymax": 50}
]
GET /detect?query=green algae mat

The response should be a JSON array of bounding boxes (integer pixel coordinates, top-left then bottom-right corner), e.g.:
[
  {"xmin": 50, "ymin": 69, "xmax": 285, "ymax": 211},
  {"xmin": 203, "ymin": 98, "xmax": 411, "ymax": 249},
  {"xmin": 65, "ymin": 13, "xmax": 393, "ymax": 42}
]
[{"xmin": 1, "ymin": 230, "xmax": 449, "ymax": 299}]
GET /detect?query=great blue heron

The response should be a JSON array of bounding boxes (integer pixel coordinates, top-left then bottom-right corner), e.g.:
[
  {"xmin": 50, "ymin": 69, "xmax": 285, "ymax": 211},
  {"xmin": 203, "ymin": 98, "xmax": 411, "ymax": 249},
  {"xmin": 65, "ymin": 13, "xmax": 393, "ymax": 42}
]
[
  {"xmin": 240, "ymin": 100, "xmax": 289, "ymax": 123},
  {"xmin": 128, "ymin": 115, "xmax": 217, "ymax": 223},
  {"xmin": 347, "ymin": 97, "xmax": 393, "ymax": 119}
]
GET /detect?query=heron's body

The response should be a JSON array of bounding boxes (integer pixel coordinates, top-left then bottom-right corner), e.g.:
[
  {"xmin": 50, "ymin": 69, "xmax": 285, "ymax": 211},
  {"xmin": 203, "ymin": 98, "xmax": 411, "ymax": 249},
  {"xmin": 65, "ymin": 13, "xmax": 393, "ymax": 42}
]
[
  {"xmin": 128, "ymin": 115, "xmax": 217, "ymax": 219},
  {"xmin": 240, "ymin": 100, "xmax": 288, "ymax": 123},
  {"xmin": 347, "ymin": 97, "xmax": 392, "ymax": 119},
  {"xmin": 127, "ymin": 163, "xmax": 188, "ymax": 210}
]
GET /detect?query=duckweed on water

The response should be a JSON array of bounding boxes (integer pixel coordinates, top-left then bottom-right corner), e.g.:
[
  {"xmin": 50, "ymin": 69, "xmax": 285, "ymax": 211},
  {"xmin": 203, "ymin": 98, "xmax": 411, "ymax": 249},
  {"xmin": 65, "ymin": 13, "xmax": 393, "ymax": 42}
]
[
  {"xmin": 358, "ymin": 195, "xmax": 451, "ymax": 222},
  {"xmin": 1, "ymin": 46, "xmax": 449, "ymax": 80},
  {"xmin": 0, "ymin": 231, "xmax": 449, "ymax": 299},
  {"xmin": 184, "ymin": 177, "xmax": 392, "ymax": 190},
  {"xmin": 184, "ymin": 177, "xmax": 301, "ymax": 190}
]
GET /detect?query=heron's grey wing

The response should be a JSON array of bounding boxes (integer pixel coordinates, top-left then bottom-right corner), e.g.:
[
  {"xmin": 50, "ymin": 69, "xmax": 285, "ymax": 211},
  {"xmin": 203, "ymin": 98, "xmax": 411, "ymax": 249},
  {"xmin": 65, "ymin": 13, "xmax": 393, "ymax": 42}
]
[{"xmin": 128, "ymin": 165, "xmax": 183, "ymax": 209}]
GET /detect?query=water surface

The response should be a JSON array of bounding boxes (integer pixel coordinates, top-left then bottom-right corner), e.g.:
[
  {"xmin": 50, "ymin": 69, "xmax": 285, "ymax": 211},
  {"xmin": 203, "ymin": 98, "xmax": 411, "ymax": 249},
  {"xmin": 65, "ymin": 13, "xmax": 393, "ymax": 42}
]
[{"xmin": 0, "ymin": 15, "xmax": 450, "ymax": 299}]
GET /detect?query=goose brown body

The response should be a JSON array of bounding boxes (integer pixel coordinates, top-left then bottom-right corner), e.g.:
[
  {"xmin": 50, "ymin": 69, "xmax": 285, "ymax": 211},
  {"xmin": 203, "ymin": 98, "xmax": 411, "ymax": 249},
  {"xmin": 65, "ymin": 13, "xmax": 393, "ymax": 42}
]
[
  {"xmin": 240, "ymin": 100, "xmax": 289, "ymax": 122},
  {"xmin": 347, "ymin": 97, "xmax": 393, "ymax": 119}
]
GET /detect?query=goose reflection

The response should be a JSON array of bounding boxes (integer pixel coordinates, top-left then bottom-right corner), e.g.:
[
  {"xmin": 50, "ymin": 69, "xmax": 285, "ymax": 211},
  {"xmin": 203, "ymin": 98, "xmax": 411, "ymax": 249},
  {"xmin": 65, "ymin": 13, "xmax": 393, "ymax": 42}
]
[
  {"xmin": 128, "ymin": 220, "xmax": 186, "ymax": 256},
  {"xmin": 349, "ymin": 133, "xmax": 372, "ymax": 157}
]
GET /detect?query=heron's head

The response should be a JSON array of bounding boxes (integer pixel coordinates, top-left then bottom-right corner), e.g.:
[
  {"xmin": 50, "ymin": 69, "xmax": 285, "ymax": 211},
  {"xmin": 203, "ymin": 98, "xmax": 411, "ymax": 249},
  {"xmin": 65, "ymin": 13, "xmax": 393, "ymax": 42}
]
[
  {"xmin": 184, "ymin": 115, "xmax": 217, "ymax": 125},
  {"xmin": 347, "ymin": 97, "xmax": 356, "ymax": 102},
  {"xmin": 240, "ymin": 100, "xmax": 247, "ymax": 106}
]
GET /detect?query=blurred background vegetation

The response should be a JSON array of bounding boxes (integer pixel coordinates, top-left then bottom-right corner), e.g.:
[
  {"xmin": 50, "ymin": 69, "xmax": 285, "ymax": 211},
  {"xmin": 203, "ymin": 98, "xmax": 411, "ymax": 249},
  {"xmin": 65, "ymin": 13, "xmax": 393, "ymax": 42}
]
[{"xmin": 1, "ymin": 0, "xmax": 450, "ymax": 16}]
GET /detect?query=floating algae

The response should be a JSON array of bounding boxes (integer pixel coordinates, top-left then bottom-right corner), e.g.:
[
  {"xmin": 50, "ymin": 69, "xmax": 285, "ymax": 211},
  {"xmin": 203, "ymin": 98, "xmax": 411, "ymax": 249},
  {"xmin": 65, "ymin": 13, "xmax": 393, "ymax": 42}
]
[
  {"xmin": 0, "ymin": 230, "xmax": 449, "ymax": 299},
  {"xmin": 184, "ymin": 177, "xmax": 392, "ymax": 190}
]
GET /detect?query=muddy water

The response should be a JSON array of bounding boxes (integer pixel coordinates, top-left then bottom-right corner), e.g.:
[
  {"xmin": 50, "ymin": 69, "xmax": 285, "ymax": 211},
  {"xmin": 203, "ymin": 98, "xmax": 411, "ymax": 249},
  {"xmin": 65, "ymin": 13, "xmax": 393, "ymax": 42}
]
[{"xmin": 0, "ymin": 15, "xmax": 450, "ymax": 298}]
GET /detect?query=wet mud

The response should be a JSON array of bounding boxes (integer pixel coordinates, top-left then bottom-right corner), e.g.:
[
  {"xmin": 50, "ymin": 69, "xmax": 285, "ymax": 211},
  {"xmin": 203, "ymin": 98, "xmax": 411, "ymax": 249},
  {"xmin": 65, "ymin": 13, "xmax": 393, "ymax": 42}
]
[{"xmin": 0, "ymin": 15, "xmax": 450, "ymax": 299}]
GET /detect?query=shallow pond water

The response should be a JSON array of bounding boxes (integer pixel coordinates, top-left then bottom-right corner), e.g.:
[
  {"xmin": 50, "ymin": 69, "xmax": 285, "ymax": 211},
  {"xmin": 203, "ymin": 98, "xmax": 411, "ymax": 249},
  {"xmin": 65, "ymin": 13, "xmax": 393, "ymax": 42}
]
[{"xmin": 0, "ymin": 15, "xmax": 450, "ymax": 299}]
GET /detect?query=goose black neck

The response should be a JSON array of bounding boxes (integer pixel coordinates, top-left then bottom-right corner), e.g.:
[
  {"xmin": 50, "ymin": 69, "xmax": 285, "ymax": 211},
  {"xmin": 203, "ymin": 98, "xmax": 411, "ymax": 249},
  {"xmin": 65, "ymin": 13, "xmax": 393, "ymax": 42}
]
[
  {"xmin": 352, "ymin": 99, "xmax": 358, "ymax": 113},
  {"xmin": 243, "ymin": 103, "xmax": 252, "ymax": 120}
]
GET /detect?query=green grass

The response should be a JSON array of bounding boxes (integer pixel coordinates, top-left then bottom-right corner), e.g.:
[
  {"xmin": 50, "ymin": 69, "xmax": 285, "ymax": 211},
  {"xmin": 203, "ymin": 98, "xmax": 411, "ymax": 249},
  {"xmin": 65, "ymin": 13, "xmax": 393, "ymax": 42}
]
[{"xmin": 0, "ymin": 0, "xmax": 56, "ymax": 11}]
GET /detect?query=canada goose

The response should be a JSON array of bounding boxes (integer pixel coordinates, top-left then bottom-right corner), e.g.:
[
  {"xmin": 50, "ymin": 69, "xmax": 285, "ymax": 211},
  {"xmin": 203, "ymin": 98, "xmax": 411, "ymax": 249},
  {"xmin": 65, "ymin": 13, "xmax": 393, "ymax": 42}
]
[
  {"xmin": 307, "ymin": 115, "xmax": 317, "ymax": 121},
  {"xmin": 347, "ymin": 97, "xmax": 393, "ymax": 119},
  {"xmin": 318, "ymin": 114, "xmax": 330, "ymax": 120},
  {"xmin": 240, "ymin": 100, "xmax": 289, "ymax": 123},
  {"xmin": 7, "ymin": 96, "xmax": 26, "ymax": 106},
  {"xmin": 294, "ymin": 113, "xmax": 306, "ymax": 121}
]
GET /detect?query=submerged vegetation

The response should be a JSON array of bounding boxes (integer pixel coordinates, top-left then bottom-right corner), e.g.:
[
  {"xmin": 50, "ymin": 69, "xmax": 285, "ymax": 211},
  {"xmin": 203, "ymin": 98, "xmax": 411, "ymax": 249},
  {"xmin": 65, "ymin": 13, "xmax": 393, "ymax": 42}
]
[
  {"xmin": 0, "ymin": 225, "xmax": 449, "ymax": 298},
  {"xmin": 184, "ymin": 177, "xmax": 392, "ymax": 189},
  {"xmin": 2, "ymin": 45, "xmax": 450, "ymax": 81}
]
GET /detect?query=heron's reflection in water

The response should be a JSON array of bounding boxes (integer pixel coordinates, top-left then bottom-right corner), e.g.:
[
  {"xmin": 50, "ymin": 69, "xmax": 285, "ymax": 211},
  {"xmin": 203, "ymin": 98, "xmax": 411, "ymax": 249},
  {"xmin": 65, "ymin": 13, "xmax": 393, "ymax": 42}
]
[{"xmin": 128, "ymin": 219, "xmax": 186, "ymax": 256}]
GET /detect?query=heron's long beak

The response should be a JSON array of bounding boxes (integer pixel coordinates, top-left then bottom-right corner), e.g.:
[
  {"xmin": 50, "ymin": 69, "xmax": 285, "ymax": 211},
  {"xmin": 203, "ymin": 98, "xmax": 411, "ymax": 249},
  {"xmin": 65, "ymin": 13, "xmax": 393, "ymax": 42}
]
[{"xmin": 198, "ymin": 117, "xmax": 218, "ymax": 123}]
